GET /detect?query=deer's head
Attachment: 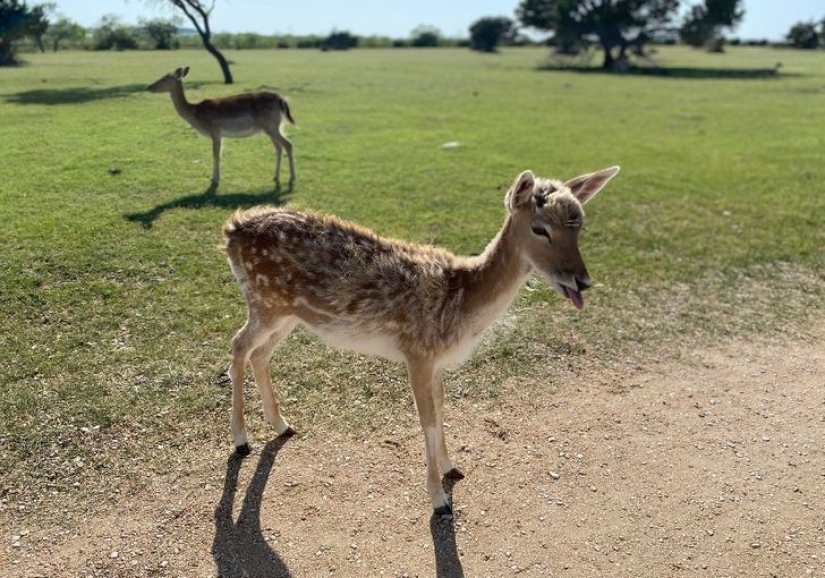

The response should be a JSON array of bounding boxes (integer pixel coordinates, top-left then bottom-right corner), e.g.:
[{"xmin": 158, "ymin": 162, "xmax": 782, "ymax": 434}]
[
  {"xmin": 505, "ymin": 166, "xmax": 619, "ymax": 309},
  {"xmin": 147, "ymin": 66, "xmax": 190, "ymax": 93}
]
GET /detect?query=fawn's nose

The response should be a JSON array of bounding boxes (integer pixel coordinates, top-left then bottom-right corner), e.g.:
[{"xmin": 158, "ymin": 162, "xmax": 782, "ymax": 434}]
[{"xmin": 575, "ymin": 276, "xmax": 592, "ymax": 292}]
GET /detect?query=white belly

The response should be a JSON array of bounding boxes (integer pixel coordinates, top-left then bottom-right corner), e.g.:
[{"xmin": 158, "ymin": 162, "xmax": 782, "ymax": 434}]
[{"xmin": 304, "ymin": 323, "xmax": 407, "ymax": 363}]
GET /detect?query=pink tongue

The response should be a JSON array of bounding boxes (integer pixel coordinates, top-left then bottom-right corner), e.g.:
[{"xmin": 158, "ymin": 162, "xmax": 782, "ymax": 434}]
[{"xmin": 564, "ymin": 286, "xmax": 584, "ymax": 310}]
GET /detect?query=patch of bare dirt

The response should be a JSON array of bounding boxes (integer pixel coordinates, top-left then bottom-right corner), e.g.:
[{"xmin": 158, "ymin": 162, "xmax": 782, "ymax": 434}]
[{"xmin": 3, "ymin": 326, "xmax": 823, "ymax": 577}]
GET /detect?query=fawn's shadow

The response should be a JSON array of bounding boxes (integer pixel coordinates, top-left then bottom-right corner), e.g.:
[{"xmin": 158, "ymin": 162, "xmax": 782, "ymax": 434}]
[
  {"xmin": 125, "ymin": 183, "xmax": 291, "ymax": 228},
  {"xmin": 430, "ymin": 477, "xmax": 466, "ymax": 577},
  {"xmin": 212, "ymin": 438, "xmax": 293, "ymax": 578}
]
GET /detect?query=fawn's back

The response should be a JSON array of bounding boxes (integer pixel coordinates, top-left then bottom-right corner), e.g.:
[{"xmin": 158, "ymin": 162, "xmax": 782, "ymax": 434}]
[{"xmin": 224, "ymin": 207, "xmax": 473, "ymax": 360}]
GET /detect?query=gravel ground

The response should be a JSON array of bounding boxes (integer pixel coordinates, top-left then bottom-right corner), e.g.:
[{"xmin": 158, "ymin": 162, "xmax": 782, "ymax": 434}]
[{"xmin": 3, "ymin": 325, "xmax": 823, "ymax": 578}]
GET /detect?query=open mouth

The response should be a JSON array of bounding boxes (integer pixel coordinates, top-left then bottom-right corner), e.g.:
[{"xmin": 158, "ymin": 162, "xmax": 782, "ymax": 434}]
[{"xmin": 560, "ymin": 284, "xmax": 584, "ymax": 310}]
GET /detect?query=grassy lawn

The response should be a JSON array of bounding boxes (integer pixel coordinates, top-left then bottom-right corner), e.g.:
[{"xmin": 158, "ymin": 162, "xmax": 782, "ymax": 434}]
[{"xmin": 0, "ymin": 45, "xmax": 823, "ymax": 510}]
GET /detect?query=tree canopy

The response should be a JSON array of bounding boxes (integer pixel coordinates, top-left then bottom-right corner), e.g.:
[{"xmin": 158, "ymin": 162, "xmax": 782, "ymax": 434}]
[
  {"xmin": 0, "ymin": 0, "xmax": 48, "ymax": 65},
  {"xmin": 680, "ymin": 0, "xmax": 744, "ymax": 48},
  {"xmin": 410, "ymin": 25, "xmax": 441, "ymax": 47},
  {"xmin": 785, "ymin": 20, "xmax": 820, "ymax": 49},
  {"xmin": 141, "ymin": 17, "xmax": 180, "ymax": 49},
  {"xmin": 469, "ymin": 16, "xmax": 516, "ymax": 53},
  {"xmin": 44, "ymin": 16, "xmax": 84, "ymax": 52},
  {"xmin": 516, "ymin": 0, "xmax": 744, "ymax": 69}
]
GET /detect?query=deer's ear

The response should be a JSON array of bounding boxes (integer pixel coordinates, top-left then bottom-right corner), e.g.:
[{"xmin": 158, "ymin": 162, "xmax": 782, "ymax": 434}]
[
  {"xmin": 180, "ymin": 66, "xmax": 190, "ymax": 78},
  {"xmin": 564, "ymin": 166, "xmax": 620, "ymax": 205},
  {"xmin": 505, "ymin": 170, "xmax": 536, "ymax": 213}
]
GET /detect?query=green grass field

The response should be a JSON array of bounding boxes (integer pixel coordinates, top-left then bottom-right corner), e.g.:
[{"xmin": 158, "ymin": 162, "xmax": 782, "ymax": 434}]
[{"xmin": 1, "ymin": 46, "xmax": 823, "ymax": 504}]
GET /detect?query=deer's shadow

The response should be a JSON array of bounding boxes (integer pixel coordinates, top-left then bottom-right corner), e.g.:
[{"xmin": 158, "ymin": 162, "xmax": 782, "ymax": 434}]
[
  {"xmin": 212, "ymin": 438, "xmax": 294, "ymax": 578},
  {"xmin": 125, "ymin": 183, "xmax": 291, "ymax": 228},
  {"xmin": 430, "ymin": 476, "xmax": 466, "ymax": 577}
]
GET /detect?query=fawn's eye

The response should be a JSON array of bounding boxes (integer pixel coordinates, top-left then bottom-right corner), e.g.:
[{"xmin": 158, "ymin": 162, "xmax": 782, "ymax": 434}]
[{"xmin": 531, "ymin": 225, "xmax": 551, "ymax": 242}]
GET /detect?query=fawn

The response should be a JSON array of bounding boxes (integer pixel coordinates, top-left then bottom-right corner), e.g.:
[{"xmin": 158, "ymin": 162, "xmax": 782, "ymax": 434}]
[{"xmin": 223, "ymin": 166, "xmax": 619, "ymax": 513}]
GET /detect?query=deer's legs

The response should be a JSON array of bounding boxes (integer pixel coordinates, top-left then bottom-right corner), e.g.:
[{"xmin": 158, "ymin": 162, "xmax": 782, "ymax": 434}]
[
  {"xmin": 408, "ymin": 358, "xmax": 455, "ymax": 514},
  {"xmin": 268, "ymin": 129, "xmax": 295, "ymax": 186},
  {"xmin": 432, "ymin": 370, "xmax": 464, "ymax": 481},
  {"xmin": 249, "ymin": 318, "xmax": 298, "ymax": 437},
  {"xmin": 211, "ymin": 135, "xmax": 223, "ymax": 185},
  {"xmin": 228, "ymin": 313, "xmax": 295, "ymax": 455},
  {"xmin": 273, "ymin": 140, "xmax": 283, "ymax": 185}
]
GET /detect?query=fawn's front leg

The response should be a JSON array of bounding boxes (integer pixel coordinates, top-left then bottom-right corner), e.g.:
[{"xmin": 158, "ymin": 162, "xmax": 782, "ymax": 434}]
[
  {"xmin": 210, "ymin": 134, "xmax": 222, "ymax": 185},
  {"xmin": 408, "ymin": 358, "xmax": 461, "ymax": 514}
]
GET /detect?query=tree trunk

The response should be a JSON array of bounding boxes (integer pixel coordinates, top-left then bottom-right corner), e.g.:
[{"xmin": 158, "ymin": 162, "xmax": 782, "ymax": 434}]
[
  {"xmin": 200, "ymin": 34, "xmax": 233, "ymax": 84},
  {"xmin": 171, "ymin": 0, "xmax": 234, "ymax": 84},
  {"xmin": 0, "ymin": 40, "xmax": 15, "ymax": 66},
  {"xmin": 601, "ymin": 45, "xmax": 614, "ymax": 70}
]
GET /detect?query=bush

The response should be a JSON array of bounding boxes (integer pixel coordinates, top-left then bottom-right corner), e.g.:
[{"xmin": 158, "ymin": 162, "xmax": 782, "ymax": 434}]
[
  {"xmin": 468, "ymin": 16, "xmax": 515, "ymax": 53},
  {"xmin": 321, "ymin": 30, "xmax": 358, "ymax": 51},
  {"xmin": 93, "ymin": 27, "xmax": 138, "ymax": 51},
  {"xmin": 410, "ymin": 25, "xmax": 441, "ymax": 47},
  {"xmin": 785, "ymin": 21, "xmax": 820, "ymax": 49}
]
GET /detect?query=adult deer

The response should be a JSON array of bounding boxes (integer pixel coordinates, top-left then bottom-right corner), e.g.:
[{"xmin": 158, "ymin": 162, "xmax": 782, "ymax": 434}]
[
  {"xmin": 148, "ymin": 66, "xmax": 295, "ymax": 188},
  {"xmin": 223, "ymin": 166, "xmax": 619, "ymax": 514}
]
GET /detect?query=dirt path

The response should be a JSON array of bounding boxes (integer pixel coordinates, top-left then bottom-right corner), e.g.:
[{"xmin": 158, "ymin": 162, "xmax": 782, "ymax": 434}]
[{"xmin": 4, "ymin": 329, "xmax": 823, "ymax": 578}]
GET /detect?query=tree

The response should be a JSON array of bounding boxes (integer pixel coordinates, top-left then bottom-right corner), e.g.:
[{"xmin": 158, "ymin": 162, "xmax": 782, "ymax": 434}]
[
  {"xmin": 469, "ymin": 16, "xmax": 516, "ymax": 52},
  {"xmin": 785, "ymin": 20, "xmax": 819, "ymax": 49},
  {"xmin": 410, "ymin": 24, "xmax": 441, "ymax": 47},
  {"xmin": 26, "ymin": 0, "xmax": 51, "ymax": 51},
  {"xmin": 141, "ymin": 17, "xmax": 179, "ymax": 49},
  {"xmin": 92, "ymin": 14, "xmax": 138, "ymax": 50},
  {"xmin": 152, "ymin": 0, "xmax": 232, "ymax": 83},
  {"xmin": 0, "ymin": 0, "xmax": 48, "ymax": 65},
  {"xmin": 680, "ymin": 0, "xmax": 744, "ymax": 48},
  {"xmin": 517, "ymin": 0, "xmax": 681, "ymax": 69},
  {"xmin": 321, "ymin": 30, "xmax": 358, "ymax": 51},
  {"xmin": 44, "ymin": 16, "xmax": 84, "ymax": 51}
]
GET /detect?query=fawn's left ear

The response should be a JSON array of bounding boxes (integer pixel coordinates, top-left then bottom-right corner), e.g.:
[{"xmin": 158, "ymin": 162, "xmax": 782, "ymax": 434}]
[
  {"xmin": 505, "ymin": 170, "xmax": 536, "ymax": 213},
  {"xmin": 564, "ymin": 166, "xmax": 620, "ymax": 205}
]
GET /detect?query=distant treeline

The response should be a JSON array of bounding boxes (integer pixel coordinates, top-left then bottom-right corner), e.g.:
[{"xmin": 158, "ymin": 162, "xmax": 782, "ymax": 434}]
[
  {"xmin": 18, "ymin": 26, "xmax": 530, "ymax": 53},
  {"xmin": 17, "ymin": 25, "xmax": 798, "ymax": 54}
]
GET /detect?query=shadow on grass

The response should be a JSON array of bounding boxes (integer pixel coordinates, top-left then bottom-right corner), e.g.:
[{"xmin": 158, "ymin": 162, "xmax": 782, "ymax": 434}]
[
  {"xmin": 212, "ymin": 438, "xmax": 293, "ymax": 578},
  {"xmin": 4, "ymin": 83, "xmax": 149, "ymax": 105},
  {"xmin": 125, "ymin": 183, "xmax": 291, "ymax": 228},
  {"xmin": 429, "ymin": 476, "xmax": 465, "ymax": 578},
  {"xmin": 539, "ymin": 64, "xmax": 787, "ymax": 79}
]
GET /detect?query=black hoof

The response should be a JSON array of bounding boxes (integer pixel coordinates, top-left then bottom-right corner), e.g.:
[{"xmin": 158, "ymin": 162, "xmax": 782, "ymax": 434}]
[
  {"xmin": 234, "ymin": 443, "xmax": 251, "ymax": 456},
  {"xmin": 444, "ymin": 467, "xmax": 465, "ymax": 480},
  {"xmin": 280, "ymin": 426, "xmax": 297, "ymax": 438},
  {"xmin": 434, "ymin": 504, "xmax": 453, "ymax": 517}
]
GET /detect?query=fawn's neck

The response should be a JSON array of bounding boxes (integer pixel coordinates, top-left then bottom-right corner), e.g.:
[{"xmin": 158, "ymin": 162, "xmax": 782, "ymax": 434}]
[
  {"xmin": 168, "ymin": 83, "xmax": 198, "ymax": 126},
  {"xmin": 459, "ymin": 215, "xmax": 533, "ymax": 327}
]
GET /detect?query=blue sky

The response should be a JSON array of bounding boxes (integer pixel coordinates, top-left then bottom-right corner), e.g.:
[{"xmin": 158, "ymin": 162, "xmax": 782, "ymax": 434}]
[{"xmin": 51, "ymin": 1, "xmax": 824, "ymax": 41}]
